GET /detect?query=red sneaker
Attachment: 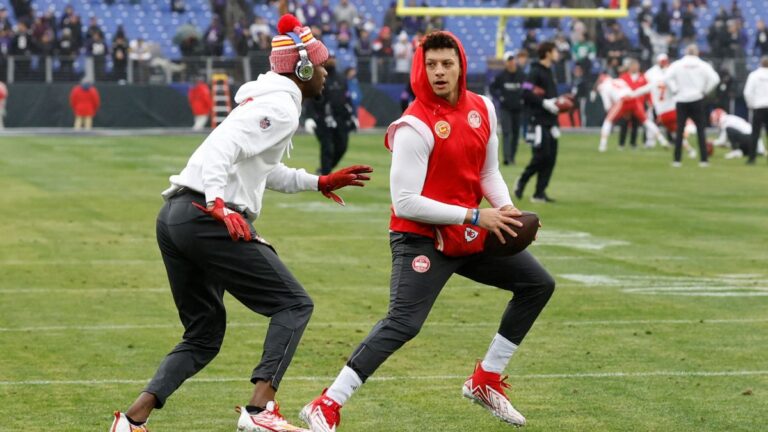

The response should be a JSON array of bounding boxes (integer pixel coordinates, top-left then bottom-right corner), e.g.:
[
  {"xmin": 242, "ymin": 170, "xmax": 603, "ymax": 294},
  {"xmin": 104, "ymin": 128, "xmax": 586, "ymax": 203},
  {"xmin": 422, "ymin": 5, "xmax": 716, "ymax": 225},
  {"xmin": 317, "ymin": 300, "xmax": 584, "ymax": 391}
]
[
  {"xmin": 236, "ymin": 401, "xmax": 308, "ymax": 432},
  {"xmin": 299, "ymin": 389, "xmax": 342, "ymax": 432},
  {"xmin": 462, "ymin": 362, "xmax": 526, "ymax": 426}
]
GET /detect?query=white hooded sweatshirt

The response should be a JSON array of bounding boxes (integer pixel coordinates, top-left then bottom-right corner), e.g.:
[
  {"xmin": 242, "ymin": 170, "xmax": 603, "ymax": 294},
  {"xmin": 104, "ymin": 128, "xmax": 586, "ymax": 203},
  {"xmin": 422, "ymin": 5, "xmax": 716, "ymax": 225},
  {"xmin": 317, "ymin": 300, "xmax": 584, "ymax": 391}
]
[{"xmin": 163, "ymin": 72, "xmax": 318, "ymax": 218}]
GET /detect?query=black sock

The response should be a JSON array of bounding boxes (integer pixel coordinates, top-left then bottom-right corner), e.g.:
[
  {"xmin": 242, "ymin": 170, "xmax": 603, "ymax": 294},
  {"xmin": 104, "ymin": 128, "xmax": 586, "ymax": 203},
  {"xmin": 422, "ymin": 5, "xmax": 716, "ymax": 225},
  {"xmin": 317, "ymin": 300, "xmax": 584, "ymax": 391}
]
[
  {"xmin": 125, "ymin": 415, "xmax": 145, "ymax": 426},
  {"xmin": 245, "ymin": 405, "xmax": 264, "ymax": 415}
]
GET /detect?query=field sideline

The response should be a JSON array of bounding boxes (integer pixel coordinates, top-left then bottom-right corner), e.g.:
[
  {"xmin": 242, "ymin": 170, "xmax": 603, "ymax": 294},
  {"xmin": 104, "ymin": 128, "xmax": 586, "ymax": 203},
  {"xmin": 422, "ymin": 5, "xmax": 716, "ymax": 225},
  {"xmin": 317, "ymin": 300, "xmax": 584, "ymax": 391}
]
[{"xmin": 0, "ymin": 132, "xmax": 766, "ymax": 431}]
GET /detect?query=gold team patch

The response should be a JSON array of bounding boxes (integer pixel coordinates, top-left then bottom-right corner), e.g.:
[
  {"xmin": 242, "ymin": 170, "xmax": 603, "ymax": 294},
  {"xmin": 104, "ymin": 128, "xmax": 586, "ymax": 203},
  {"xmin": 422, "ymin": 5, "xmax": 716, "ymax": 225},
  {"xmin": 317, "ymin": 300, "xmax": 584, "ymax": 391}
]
[
  {"xmin": 434, "ymin": 121, "xmax": 451, "ymax": 139},
  {"xmin": 468, "ymin": 110, "xmax": 482, "ymax": 128}
]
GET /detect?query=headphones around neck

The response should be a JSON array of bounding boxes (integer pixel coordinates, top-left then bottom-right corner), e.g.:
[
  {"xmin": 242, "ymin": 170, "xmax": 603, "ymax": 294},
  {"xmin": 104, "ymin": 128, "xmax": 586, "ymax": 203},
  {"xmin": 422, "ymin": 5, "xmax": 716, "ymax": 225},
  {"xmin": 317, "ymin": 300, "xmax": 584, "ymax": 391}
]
[{"xmin": 287, "ymin": 32, "xmax": 314, "ymax": 82}]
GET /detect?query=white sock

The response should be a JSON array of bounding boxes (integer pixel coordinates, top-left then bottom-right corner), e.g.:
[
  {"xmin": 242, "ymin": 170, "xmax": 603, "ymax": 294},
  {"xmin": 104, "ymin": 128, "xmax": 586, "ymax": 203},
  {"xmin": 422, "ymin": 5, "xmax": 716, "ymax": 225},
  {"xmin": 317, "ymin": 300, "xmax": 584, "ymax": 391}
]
[
  {"xmin": 481, "ymin": 333, "xmax": 519, "ymax": 374},
  {"xmin": 758, "ymin": 139, "xmax": 766, "ymax": 154},
  {"xmin": 599, "ymin": 121, "xmax": 612, "ymax": 147},
  {"xmin": 325, "ymin": 366, "xmax": 363, "ymax": 406}
]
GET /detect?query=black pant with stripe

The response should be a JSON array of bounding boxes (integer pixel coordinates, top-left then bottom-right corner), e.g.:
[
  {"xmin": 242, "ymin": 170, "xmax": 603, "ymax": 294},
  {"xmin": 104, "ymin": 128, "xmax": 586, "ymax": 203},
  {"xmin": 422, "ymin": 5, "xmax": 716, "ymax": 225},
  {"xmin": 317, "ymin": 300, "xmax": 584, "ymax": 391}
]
[
  {"xmin": 675, "ymin": 100, "xmax": 708, "ymax": 163},
  {"xmin": 346, "ymin": 232, "xmax": 555, "ymax": 381},
  {"xmin": 749, "ymin": 108, "xmax": 768, "ymax": 162},
  {"xmin": 145, "ymin": 190, "xmax": 314, "ymax": 408}
]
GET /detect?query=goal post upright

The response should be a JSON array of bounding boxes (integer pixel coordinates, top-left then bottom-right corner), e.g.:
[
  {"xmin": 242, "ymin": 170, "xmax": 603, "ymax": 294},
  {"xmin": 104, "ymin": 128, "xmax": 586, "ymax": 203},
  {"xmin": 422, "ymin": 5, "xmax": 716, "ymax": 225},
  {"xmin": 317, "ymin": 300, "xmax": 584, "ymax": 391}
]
[{"xmin": 396, "ymin": 0, "xmax": 629, "ymax": 59}]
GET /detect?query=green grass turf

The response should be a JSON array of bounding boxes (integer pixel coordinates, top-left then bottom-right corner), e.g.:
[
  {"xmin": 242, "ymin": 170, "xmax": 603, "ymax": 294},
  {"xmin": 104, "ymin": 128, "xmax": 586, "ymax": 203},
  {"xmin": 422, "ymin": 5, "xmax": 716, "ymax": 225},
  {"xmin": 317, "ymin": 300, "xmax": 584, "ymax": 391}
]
[{"xmin": 0, "ymin": 132, "xmax": 766, "ymax": 431}]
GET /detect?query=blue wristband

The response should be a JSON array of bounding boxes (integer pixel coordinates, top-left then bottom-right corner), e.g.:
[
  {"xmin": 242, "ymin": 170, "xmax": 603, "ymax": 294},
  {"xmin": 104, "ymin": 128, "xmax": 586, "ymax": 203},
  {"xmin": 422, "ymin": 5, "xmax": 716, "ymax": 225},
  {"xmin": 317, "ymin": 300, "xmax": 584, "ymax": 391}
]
[{"xmin": 471, "ymin": 208, "xmax": 480, "ymax": 226}]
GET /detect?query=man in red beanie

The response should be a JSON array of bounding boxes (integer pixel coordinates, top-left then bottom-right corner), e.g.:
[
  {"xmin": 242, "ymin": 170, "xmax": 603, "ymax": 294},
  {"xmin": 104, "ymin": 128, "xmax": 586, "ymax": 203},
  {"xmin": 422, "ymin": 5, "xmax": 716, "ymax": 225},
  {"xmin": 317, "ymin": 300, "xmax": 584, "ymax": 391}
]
[
  {"xmin": 300, "ymin": 31, "xmax": 554, "ymax": 431},
  {"xmin": 69, "ymin": 79, "xmax": 100, "ymax": 130},
  {"xmin": 109, "ymin": 14, "xmax": 373, "ymax": 432}
]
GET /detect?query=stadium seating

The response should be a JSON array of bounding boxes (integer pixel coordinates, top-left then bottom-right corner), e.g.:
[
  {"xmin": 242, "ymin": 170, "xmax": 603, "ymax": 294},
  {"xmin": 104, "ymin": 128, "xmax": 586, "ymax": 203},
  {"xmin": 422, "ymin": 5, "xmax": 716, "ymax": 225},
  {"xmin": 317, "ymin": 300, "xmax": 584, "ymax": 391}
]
[{"xmin": 1, "ymin": 0, "xmax": 767, "ymax": 75}]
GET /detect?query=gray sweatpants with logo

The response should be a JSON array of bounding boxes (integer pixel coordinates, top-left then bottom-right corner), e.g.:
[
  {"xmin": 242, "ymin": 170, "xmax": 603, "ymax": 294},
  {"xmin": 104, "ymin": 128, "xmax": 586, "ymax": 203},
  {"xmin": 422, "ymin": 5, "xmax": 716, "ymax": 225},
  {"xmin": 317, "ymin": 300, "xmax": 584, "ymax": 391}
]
[
  {"xmin": 347, "ymin": 232, "xmax": 555, "ymax": 381},
  {"xmin": 145, "ymin": 190, "xmax": 314, "ymax": 408}
]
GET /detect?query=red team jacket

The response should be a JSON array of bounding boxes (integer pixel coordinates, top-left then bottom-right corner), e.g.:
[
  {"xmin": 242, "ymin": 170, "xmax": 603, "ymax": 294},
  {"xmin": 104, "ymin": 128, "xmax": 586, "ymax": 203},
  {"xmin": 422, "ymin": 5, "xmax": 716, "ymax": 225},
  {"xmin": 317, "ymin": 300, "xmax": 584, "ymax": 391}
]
[
  {"xmin": 620, "ymin": 72, "xmax": 649, "ymax": 106},
  {"xmin": 69, "ymin": 85, "xmax": 101, "ymax": 117},
  {"xmin": 188, "ymin": 82, "xmax": 213, "ymax": 116},
  {"xmin": 385, "ymin": 31, "xmax": 491, "ymax": 239}
]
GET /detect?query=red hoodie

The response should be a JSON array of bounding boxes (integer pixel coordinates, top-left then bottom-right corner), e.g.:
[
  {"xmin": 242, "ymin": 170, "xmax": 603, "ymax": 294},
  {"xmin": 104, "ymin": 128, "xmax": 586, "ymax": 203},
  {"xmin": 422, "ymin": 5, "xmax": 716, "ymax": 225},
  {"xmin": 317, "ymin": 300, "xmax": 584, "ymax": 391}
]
[
  {"xmin": 385, "ymin": 31, "xmax": 492, "ymax": 238},
  {"xmin": 188, "ymin": 81, "xmax": 213, "ymax": 116},
  {"xmin": 69, "ymin": 85, "xmax": 101, "ymax": 117}
]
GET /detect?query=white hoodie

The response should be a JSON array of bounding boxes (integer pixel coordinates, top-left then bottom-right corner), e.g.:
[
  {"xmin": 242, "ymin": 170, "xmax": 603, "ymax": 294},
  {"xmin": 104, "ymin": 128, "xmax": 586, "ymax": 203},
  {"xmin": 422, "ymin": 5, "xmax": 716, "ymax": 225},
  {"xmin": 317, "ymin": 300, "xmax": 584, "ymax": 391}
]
[{"xmin": 163, "ymin": 72, "xmax": 318, "ymax": 218}]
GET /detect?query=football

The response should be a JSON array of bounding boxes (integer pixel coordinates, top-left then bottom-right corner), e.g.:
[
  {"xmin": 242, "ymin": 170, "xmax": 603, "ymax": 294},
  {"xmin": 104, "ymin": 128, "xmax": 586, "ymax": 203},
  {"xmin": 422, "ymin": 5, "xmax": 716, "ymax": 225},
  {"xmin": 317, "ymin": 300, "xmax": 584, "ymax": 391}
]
[
  {"xmin": 706, "ymin": 140, "xmax": 715, "ymax": 156},
  {"xmin": 483, "ymin": 211, "xmax": 540, "ymax": 256},
  {"xmin": 555, "ymin": 94, "xmax": 575, "ymax": 113}
]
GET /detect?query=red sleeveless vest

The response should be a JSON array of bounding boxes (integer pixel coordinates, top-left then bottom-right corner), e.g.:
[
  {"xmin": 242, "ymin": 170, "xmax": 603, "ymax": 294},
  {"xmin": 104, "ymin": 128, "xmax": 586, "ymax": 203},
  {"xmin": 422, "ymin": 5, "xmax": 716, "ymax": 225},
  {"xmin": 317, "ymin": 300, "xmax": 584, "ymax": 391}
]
[{"xmin": 385, "ymin": 92, "xmax": 492, "ymax": 238}]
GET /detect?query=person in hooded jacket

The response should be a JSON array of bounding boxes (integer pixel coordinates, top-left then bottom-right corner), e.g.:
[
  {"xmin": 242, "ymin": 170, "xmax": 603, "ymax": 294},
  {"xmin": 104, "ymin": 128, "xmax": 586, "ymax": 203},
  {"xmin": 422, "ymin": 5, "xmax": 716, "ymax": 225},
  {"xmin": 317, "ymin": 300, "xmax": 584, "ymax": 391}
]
[
  {"xmin": 69, "ymin": 80, "xmax": 100, "ymax": 130},
  {"xmin": 108, "ymin": 14, "xmax": 372, "ymax": 432},
  {"xmin": 300, "ymin": 30, "xmax": 555, "ymax": 431}
]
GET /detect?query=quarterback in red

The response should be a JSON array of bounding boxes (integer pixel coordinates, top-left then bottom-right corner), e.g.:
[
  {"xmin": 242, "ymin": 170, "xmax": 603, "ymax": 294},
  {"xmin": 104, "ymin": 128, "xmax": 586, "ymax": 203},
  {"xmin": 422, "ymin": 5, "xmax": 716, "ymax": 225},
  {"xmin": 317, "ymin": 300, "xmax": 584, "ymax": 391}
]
[{"xmin": 300, "ymin": 31, "xmax": 555, "ymax": 431}]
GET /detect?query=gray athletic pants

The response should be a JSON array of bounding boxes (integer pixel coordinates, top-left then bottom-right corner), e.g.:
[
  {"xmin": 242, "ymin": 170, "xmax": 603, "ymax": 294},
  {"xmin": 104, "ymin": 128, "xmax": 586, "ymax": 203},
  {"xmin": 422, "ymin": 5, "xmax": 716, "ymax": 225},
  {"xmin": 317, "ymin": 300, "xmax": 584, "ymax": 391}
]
[
  {"xmin": 145, "ymin": 190, "xmax": 314, "ymax": 408},
  {"xmin": 347, "ymin": 232, "xmax": 555, "ymax": 381}
]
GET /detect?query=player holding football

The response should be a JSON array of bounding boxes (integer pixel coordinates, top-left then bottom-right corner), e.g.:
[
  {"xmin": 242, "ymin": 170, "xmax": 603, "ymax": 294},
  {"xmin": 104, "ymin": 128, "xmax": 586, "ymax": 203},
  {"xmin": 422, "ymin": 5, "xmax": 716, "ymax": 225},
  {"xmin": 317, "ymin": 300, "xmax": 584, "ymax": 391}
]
[
  {"xmin": 596, "ymin": 73, "xmax": 669, "ymax": 152},
  {"xmin": 300, "ymin": 31, "xmax": 555, "ymax": 431},
  {"xmin": 109, "ymin": 14, "xmax": 372, "ymax": 432}
]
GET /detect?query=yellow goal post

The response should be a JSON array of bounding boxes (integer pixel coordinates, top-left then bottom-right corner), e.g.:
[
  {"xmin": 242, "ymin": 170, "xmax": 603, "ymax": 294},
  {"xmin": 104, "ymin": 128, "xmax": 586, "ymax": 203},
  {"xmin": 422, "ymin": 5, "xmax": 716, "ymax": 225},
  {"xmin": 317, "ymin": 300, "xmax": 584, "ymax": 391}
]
[{"xmin": 396, "ymin": 0, "xmax": 629, "ymax": 59}]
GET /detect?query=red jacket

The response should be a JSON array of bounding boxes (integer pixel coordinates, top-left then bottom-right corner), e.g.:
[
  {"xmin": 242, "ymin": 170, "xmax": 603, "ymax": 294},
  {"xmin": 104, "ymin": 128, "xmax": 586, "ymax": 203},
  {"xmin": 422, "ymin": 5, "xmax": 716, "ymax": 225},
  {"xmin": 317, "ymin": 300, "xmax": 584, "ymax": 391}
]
[
  {"xmin": 620, "ymin": 72, "xmax": 649, "ymax": 105},
  {"xmin": 69, "ymin": 85, "xmax": 100, "ymax": 117},
  {"xmin": 385, "ymin": 31, "xmax": 491, "ymax": 238},
  {"xmin": 188, "ymin": 82, "xmax": 213, "ymax": 116}
]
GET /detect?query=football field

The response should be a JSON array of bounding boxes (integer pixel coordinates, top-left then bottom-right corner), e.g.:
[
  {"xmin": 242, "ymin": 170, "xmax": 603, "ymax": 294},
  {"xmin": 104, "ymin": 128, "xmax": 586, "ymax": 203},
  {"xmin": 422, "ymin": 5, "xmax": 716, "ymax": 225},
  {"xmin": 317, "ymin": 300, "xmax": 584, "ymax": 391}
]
[{"xmin": 0, "ymin": 132, "xmax": 766, "ymax": 431}]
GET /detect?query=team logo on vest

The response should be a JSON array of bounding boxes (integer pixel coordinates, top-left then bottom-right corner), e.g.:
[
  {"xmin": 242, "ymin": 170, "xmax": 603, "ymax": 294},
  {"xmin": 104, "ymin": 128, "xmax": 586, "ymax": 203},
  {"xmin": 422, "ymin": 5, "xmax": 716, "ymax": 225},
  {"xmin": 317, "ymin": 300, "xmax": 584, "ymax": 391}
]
[
  {"xmin": 412, "ymin": 255, "xmax": 431, "ymax": 273},
  {"xmin": 260, "ymin": 117, "xmax": 271, "ymax": 129},
  {"xmin": 465, "ymin": 227, "xmax": 479, "ymax": 242},
  {"xmin": 434, "ymin": 121, "xmax": 451, "ymax": 139},
  {"xmin": 468, "ymin": 110, "xmax": 482, "ymax": 128}
]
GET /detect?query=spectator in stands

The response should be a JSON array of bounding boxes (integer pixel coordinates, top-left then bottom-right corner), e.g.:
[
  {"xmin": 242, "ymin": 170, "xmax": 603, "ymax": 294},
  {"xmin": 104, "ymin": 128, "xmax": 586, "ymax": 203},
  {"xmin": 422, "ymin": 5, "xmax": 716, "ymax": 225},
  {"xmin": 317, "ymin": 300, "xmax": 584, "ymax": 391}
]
[
  {"xmin": 0, "ymin": 28, "xmax": 10, "ymax": 79},
  {"xmin": 605, "ymin": 27, "xmax": 630, "ymax": 76},
  {"xmin": 382, "ymin": 2, "xmax": 403, "ymax": 35},
  {"xmin": 336, "ymin": 20, "xmax": 352, "ymax": 50},
  {"xmin": 572, "ymin": 31, "xmax": 596, "ymax": 76},
  {"xmin": 211, "ymin": 0, "xmax": 226, "ymax": 23},
  {"xmin": 56, "ymin": 27, "xmax": 77, "ymax": 78},
  {"xmin": 88, "ymin": 31, "xmax": 108, "ymax": 80},
  {"xmin": 298, "ymin": 0, "xmax": 321, "ymax": 27},
  {"xmin": 523, "ymin": 0, "xmax": 544, "ymax": 29},
  {"xmin": 756, "ymin": 19, "xmax": 768, "ymax": 56},
  {"xmin": 393, "ymin": 31, "xmax": 413, "ymax": 82},
  {"xmin": 345, "ymin": 66, "xmax": 361, "ymax": 114},
  {"xmin": 318, "ymin": 0, "xmax": 333, "ymax": 35},
  {"xmin": 681, "ymin": 3, "xmax": 697, "ymax": 44},
  {"xmin": 175, "ymin": 21, "xmax": 202, "ymax": 57},
  {"xmin": 523, "ymin": 29, "xmax": 538, "ymax": 56},
  {"xmin": 9, "ymin": 0, "xmax": 31, "ymax": 25},
  {"xmin": 204, "ymin": 16, "xmax": 225, "ymax": 56},
  {"xmin": 69, "ymin": 79, "xmax": 100, "ymax": 130},
  {"xmin": 86, "ymin": 16, "xmax": 104, "ymax": 43},
  {"xmin": 401, "ymin": 0, "xmax": 425, "ymax": 35},
  {"xmin": 0, "ymin": 80, "xmax": 6, "ymax": 129},
  {"xmin": 250, "ymin": 16, "xmax": 271, "ymax": 51},
  {"xmin": 188, "ymin": 76, "xmax": 212, "ymax": 130},
  {"xmin": 233, "ymin": 18, "xmax": 252, "ymax": 56},
  {"xmin": 113, "ymin": 24, "xmax": 126, "ymax": 43},
  {"xmin": 66, "ymin": 14, "xmax": 83, "ymax": 52},
  {"xmin": 553, "ymin": 32, "xmax": 571, "ymax": 83},
  {"xmin": 129, "ymin": 38, "xmax": 152, "ymax": 83},
  {"xmin": 373, "ymin": 26, "xmax": 394, "ymax": 81},
  {"xmin": 10, "ymin": 21, "xmax": 32, "ymax": 79},
  {"xmin": 171, "ymin": 0, "xmax": 186, "ymax": 13},
  {"xmin": 654, "ymin": 0, "xmax": 671, "ymax": 34},
  {"xmin": 112, "ymin": 35, "xmax": 128, "ymax": 81},
  {"xmin": 424, "ymin": 1, "xmax": 444, "ymax": 32},
  {"xmin": 333, "ymin": 0, "xmax": 358, "ymax": 29},
  {"xmin": 491, "ymin": 50, "xmax": 526, "ymax": 165},
  {"xmin": 637, "ymin": 0, "xmax": 653, "ymax": 30},
  {"xmin": 36, "ymin": 26, "xmax": 56, "ymax": 56},
  {"xmin": 0, "ymin": 7, "xmax": 13, "ymax": 32},
  {"xmin": 355, "ymin": 28, "xmax": 373, "ymax": 57},
  {"xmin": 715, "ymin": 68, "xmax": 735, "ymax": 111}
]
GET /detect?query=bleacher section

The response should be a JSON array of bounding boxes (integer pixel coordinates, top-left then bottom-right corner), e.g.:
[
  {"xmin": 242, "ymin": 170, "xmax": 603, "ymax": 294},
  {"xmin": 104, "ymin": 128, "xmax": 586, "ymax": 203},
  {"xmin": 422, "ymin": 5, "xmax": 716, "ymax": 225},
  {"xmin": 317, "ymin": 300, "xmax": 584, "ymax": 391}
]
[{"xmin": 2, "ymin": 0, "xmax": 767, "ymax": 76}]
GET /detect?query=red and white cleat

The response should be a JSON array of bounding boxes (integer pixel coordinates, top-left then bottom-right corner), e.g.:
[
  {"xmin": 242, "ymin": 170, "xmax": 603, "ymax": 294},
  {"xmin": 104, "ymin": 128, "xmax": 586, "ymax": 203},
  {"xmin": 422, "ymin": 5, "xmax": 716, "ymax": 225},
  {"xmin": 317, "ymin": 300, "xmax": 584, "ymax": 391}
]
[
  {"xmin": 462, "ymin": 362, "xmax": 526, "ymax": 426},
  {"xmin": 109, "ymin": 411, "xmax": 149, "ymax": 432},
  {"xmin": 299, "ymin": 389, "xmax": 342, "ymax": 432},
  {"xmin": 237, "ymin": 401, "xmax": 308, "ymax": 432}
]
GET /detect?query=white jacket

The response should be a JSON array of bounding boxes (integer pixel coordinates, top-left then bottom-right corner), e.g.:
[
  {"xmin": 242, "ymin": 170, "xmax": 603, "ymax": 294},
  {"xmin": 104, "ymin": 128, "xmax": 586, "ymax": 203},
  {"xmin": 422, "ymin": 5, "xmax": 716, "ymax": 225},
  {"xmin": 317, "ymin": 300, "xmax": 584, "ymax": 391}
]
[
  {"xmin": 665, "ymin": 55, "xmax": 720, "ymax": 103},
  {"xmin": 743, "ymin": 67, "xmax": 768, "ymax": 109},
  {"xmin": 163, "ymin": 72, "xmax": 318, "ymax": 218}
]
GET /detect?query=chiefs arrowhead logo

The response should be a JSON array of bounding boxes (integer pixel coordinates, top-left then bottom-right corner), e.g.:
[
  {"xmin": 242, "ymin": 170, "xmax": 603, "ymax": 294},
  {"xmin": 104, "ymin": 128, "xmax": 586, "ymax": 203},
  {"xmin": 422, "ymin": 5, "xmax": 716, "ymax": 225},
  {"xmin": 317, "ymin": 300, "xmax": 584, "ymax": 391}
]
[
  {"xmin": 465, "ymin": 227, "xmax": 479, "ymax": 243},
  {"xmin": 434, "ymin": 120, "xmax": 451, "ymax": 139}
]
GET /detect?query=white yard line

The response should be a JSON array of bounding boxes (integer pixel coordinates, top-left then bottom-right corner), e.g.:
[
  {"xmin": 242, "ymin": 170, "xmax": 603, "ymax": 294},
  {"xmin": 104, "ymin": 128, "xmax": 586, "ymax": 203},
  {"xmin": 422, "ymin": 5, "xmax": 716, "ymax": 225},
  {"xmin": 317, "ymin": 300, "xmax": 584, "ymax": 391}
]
[
  {"xmin": 2, "ymin": 318, "xmax": 767, "ymax": 333},
  {"xmin": 2, "ymin": 370, "xmax": 768, "ymax": 386}
]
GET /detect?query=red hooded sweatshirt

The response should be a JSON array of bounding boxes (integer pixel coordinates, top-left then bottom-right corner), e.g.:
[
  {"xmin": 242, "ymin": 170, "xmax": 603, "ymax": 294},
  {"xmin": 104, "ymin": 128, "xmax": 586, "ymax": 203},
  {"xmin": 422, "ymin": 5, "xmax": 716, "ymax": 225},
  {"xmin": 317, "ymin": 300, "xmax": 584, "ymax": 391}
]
[
  {"xmin": 69, "ymin": 85, "xmax": 101, "ymax": 117},
  {"xmin": 188, "ymin": 81, "xmax": 213, "ymax": 116},
  {"xmin": 385, "ymin": 31, "xmax": 492, "ymax": 238}
]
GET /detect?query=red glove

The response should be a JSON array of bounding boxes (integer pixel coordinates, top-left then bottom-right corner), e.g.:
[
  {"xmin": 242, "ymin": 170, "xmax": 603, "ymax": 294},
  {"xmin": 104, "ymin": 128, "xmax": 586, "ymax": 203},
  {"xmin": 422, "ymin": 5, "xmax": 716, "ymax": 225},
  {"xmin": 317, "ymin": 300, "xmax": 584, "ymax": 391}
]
[
  {"xmin": 192, "ymin": 198, "xmax": 252, "ymax": 241},
  {"xmin": 318, "ymin": 164, "xmax": 373, "ymax": 206}
]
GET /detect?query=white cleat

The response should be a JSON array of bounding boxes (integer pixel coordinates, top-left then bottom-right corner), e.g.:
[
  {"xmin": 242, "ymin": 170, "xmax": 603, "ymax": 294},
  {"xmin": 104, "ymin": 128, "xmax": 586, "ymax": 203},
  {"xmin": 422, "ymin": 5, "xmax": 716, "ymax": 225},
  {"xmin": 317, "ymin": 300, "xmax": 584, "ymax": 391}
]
[
  {"xmin": 299, "ymin": 389, "xmax": 342, "ymax": 432},
  {"xmin": 463, "ymin": 362, "xmax": 526, "ymax": 427},
  {"xmin": 598, "ymin": 144, "xmax": 607, "ymax": 153},
  {"xmin": 671, "ymin": 161, "xmax": 682, "ymax": 168},
  {"xmin": 699, "ymin": 161, "xmax": 710, "ymax": 168},
  {"xmin": 688, "ymin": 149, "xmax": 697, "ymax": 159},
  {"xmin": 237, "ymin": 402, "xmax": 308, "ymax": 432},
  {"xmin": 724, "ymin": 149, "xmax": 743, "ymax": 159},
  {"xmin": 109, "ymin": 412, "xmax": 149, "ymax": 432}
]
